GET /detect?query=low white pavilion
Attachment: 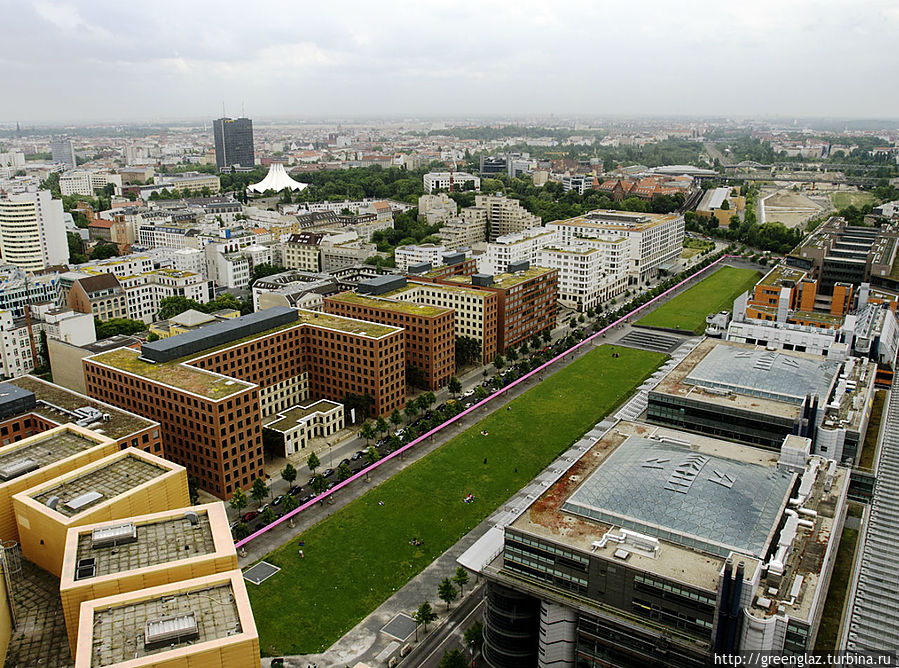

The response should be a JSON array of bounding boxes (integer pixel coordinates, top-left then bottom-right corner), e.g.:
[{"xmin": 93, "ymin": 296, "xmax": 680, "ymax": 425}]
[{"xmin": 247, "ymin": 162, "xmax": 308, "ymax": 193}]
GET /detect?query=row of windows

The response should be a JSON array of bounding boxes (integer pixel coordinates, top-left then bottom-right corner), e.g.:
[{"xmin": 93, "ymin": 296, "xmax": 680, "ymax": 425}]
[{"xmin": 633, "ymin": 573, "xmax": 715, "ymax": 606}]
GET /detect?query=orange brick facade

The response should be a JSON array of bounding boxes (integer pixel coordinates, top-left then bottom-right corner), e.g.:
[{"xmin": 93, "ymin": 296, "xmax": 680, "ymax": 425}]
[
  {"xmin": 322, "ymin": 297, "xmax": 455, "ymax": 390},
  {"xmin": 84, "ymin": 320, "xmax": 405, "ymax": 499},
  {"xmin": 83, "ymin": 362, "xmax": 261, "ymax": 500}
]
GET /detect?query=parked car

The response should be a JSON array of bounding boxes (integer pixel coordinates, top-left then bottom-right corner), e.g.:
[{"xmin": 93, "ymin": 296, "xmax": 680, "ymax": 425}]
[
  {"xmin": 241, "ymin": 511, "xmax": 258, "ymax": 522},
  {"xmin": 322, "ymin": 468, "xmax": 335, "ymax": 478},
  {"xmin": 351, "ymin": 450, "xmax": 365, "ymax": 461},
  {"xmin": 287, "ymin": 485, "xmax": 302, "ymax": 496},
  {"xmin": 271, "ymin": 495, "xmax": 285, "ymax": 506},
  {"xmin": 339, "ymin": 458, "xmax": 350, "ymax": 468}
]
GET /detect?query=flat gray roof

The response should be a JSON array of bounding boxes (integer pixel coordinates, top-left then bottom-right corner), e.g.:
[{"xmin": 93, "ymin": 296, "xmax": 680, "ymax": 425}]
[
  {"xmin": 562, "ymin": 436, "xmax": 795, "ymax": 558},
  {"xmin": 33, "ymin": 455, "xmax": 168, "ymax": 518},
  {"xmin": 74, "ymin": 511, "xmax": 215, "ymax": 578},
  {"xmin": 89, "ymin": 582, "xmax": 240, "ymax": 666},
  {"xmin": 685, "ymin": 345, "xmax": 840, "ymax": 405},
  {"xmin": 845, "ymin": 389, "xmax": 899, "ymax": 651}
]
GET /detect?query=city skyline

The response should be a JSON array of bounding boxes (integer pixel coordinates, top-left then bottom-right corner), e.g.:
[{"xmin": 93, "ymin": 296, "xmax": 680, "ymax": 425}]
[{"xmin": 2, "ymin": 0, "xmax": 898, "ymax": 123}]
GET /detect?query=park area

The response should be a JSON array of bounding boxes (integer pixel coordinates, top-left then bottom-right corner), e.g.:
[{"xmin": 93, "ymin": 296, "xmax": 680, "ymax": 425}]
[
  {"xmin": 635, "ymin": 265, "xmax": 762, "ymax": 333},
  {"xmin": 831, "ymin": 190, "xmax": 877, "ymax": 210},
  {"xmin": 247, "ymin": 344, "xmax": 666, "ymax": 655}
]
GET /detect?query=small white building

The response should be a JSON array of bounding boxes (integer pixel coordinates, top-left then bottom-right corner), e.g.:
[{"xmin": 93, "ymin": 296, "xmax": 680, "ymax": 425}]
[
  {"xmin": 394, "ymin": 243, "xmax": 448, "ymax": 272},
  {"xmin": 423, "ymin": 172, "xmax": 480, "ymax": 194},
  {"xmin": 480, "ymin": 227, "xmax": 558, "ymax": 274},
  {"xmin": 263, "ymin": 400, "xmax": 345, "ymax": 457}
]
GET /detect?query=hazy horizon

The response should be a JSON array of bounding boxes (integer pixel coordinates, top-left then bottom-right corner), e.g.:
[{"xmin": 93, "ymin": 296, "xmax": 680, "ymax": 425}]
[{"xmin": 2, "ymin": 0, "xmax": 898, "ymax": 124}]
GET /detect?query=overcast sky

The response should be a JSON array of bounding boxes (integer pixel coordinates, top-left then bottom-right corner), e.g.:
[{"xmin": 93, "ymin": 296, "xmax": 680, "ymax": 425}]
[{"xmin": 2, "ymin": 0, "xmax": 897, "ymax": 124}]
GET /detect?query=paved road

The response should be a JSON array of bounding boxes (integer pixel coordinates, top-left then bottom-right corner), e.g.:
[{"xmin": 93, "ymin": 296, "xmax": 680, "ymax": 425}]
[{"xmin": 411, "ymin": 584, "xmax": 484, "ymax": 668}]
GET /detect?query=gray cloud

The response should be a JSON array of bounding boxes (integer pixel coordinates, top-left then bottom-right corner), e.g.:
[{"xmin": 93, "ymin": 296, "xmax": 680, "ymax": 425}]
[{"xmin": 1, "ymin": 0, "xmax": 897, "ymax": 122}]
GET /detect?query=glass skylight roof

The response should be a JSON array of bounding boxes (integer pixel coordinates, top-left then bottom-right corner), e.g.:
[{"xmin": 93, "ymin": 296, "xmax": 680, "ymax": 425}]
[
  {"xmin": 685, "ymin": 346, "xmax": 840, "ymax": 405},
  {"xmin": 562, "ymin": 437, "xmax": 795, "ymax": 558}
]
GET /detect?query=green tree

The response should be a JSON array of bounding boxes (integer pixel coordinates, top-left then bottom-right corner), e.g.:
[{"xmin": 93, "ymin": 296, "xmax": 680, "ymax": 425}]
[
  {"xmin": 365, "ymin": 445, "xmax": 381, "ymax": 466},
  {"xmin": 455, "ymin": 335, "xmax": 481, "ymax": 368},
  {"xmin": 506, "ymin": 348, "xmax": 519, "ymax": 362},
  {"xmin": 94, "ymin": 317, "xmax": 148, "ymax": 339},
  {"xmin": 494, "ymin": 354, "xmax": 505, "ymax": 370},
  {"xmin": 360, "ymin": 421, "xmax": 376, "ymax": 445},
  {"xmin": 375, "ymin": 415, "xmax": 389, "ymax": 439},
  {"xmin": 541, "ymin": 329, "xmax": 551, "ymax": 343},
  {"xmin": 89, "ymin": 242, "xmax": 119, "ymax": 260},
  {"xmin": 67, "ymin": 232, "xmax": 86, "ymax": 263},
  {"xmin": 232, "ymin": 522, "xmax": 250, "ymax": 541},
  {"xmin": 250, "ymin": 263, "xmax": 286, "ymax": 285},
  {"xmin": 229, "ymin": 488, "xmax": 248, "ymax": 516},
  {"xmin": 463, "ymin": 620, "xmax": 484, "ymax": 653},
  {"xmin": 281, "ymin": 494, "xmax": 299, "ymax": 515},
  {"xmin": 337, "ymin": 461, "xmax": 352, "ymax": 481},
  {"xmin": 415, "ymin": 393, "xmax": 429, "ymax": 412},
  {"xmin": 389, "ymin": 409, "xmax": 402, "ymax": 430},
  {"xmin": 157, "ymin": 296, "xmax": 205, "ymax": 320},
  {"xmin": 250, "ymin": 477, "xmax": 268, "ymax": 507},
  {"xmin": 413, "ymin": 601, "xmax": 438, "ymax": 639},
  {"xmin": 439, "ymin": 649, "xmax": 468, "ymax": 668},
  {"xmin": 404, "ymin": 399, "xmax": 419, "ymax": 421},
  {"xmin": 260, "ymin": 506, "xmax": 277, "ymax": 525},
  {"xmin": 146, "ymin": 332, "xmax": 160, "ymax": 342},
  {"xmin": 281, "ymin": 463, "xmax": 297, "ymax": 488},
  {"xmin": 474, "ymin": 386, "xmax": 488, "ymax": 400},
  {"xmin": 448, "ymin": 376, "xmax": 462, "ymax": 398},
  {"xmin": 424, "ymin": 391, "xmax": 436, "ymax": 410},
  {"xmin": 310, "ymin": 474, "xmax": 327, "ymax": 496},
  {"xmin": 438, "ymin": 578, "xmax": 458, "ymax": 609},
  {"xmin": 453, "ymin": 566, "xmax": 470, "ymax": 595},
  {"xmin": 306, "ymin": 452, "xmax": 320, "ymax": 473}
]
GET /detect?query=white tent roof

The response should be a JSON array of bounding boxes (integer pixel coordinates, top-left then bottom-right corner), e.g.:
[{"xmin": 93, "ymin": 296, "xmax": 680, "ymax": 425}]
[{"xmin": 247, "ymin": 163, "xmax": 308, "ymax": 193}]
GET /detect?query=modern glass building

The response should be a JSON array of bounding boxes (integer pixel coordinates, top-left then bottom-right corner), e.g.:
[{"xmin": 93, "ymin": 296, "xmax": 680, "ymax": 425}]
[{"xmin": 213, "ymin": 117, "xmax": 255, "ymax": 171}]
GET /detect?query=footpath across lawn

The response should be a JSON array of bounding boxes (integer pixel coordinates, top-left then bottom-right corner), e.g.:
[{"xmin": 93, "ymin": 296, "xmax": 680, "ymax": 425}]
[
  {"xmin": 636, "ymin": 265, "xmax": 761, "ymax": 333},
  {"xmin": 248, "ymin": 344, "xmax": 666, "ymax": 655}
]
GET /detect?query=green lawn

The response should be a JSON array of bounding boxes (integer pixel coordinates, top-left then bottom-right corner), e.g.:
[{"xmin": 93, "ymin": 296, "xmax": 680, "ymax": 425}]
[
  {"xmin": 858, "ymin": 390, "xmax": 885, "ymax": 471},
  {"xmin": 636, "ymin": 266, "xmax": 762, "ymax": 333},
  {"xmin": 248, "ymin": 345, "xmax": 666, "ymax": 655},
  {"xmin": 831, "ymin": 191, "xmax": 877, "ymax": 210},
  {"xmin": 815, "ymin": 527, "xmax": 859, "ymax": 652}
]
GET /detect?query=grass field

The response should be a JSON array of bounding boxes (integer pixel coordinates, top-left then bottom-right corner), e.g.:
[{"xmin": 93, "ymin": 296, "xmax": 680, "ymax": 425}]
[
  {"xmin": 636, "ymin": 266, "xmax": 762, "ymax": 333},
  {"xmin": 815, "ymin": 527, "xmax": 859, "ymax": 651},
  {"xmin": 248, "ymin": 344, "xmax": 666, "ymax": 655},
  {"xmin": 831, "ymin": 191, "xmax": 877, "ymax": 210}
]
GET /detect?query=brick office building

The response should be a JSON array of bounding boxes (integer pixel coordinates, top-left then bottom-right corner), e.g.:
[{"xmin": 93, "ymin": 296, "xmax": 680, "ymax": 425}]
[
  {"xmin": 83, "ymin": 306, "xmax": 404, "ymax": 498},
  {"xmin": 323, "ymin": 292, "xmax": 455, "ymax": 390},
  {"xmin": 419, "ymin": 264, "xmax": 559, "ymax": 352}
]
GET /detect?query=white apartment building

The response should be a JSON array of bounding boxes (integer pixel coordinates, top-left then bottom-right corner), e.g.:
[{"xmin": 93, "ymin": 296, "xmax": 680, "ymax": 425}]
[
  {"xmin": 120, "ymin": 269, "xmax": 212, "ymax": 323},
  {"xmin": 204, "ymin": 245, "xmax": 252, "ymax": 289},
  {"xmin": 423, "ymin": 172, "xmax": 480, "ymax": 194},
  {"xmin": 74, "ymin": 255, "xmax": 154, "ymax": 278},
  {"xmin": 418, "ymin": 193, "xmax": 458, "ymax": 225},
  {"xmin": 547, "ymin": 210, "xmax": 684, "ymax": 285},
  {"xmin": 320, "ymin": 236, "xmax": 375, "ymax": 272},
  {"xmin": 438, "ymin": 212, "xmax": 488, "ymax": 250},
  {"xmin": 390, "ymin": 281, "xmax": 496, "ymax": 365},
  {"xmin": 59, "ymin": 170, "xmax": 123, "ymax": 197},
  {"xmin": 153, "ymin": 172, "xmax": 221, "ymax": 195},
  {"xmin": 137, "ymin": 224, "xmax": 197, "ymax": 250},
  {"xmin": 172, "ymin": 248, "xmax": 207, "ymax": 278},
  {"xmin": 475, "ymin": 194, "xmax": 543, "ymax": 241},
  {"xmin": 283, "ymin": 233, "xmax": 323, "ymax": 272},
  {"xmin": 30, "ymin": 303, "xmax": 96, "ymax": 347},
  {"xmin": 0, "ymin": 310, "xmax": 35, "ymax": 378},
  {"xmin": 394, "ymin": 244, "xmax": 448, "ymax": 272},
  {"xmin": 0, "ymin": 152, "xmax": 25, "ymax": 170},
  {"xmin": 561, "ymin": 174, "xmax": 597, "ymax": 195},
  {"xmin": 535, "ymin": 244, "xmax": 627, "ymax": 311},
  {"xmin": 0, "ymin": 190, "xmax": 68, "ymax": 271},
  {"xmin": 481, "ymin": 227, "xmax": 558, "ymax": 274}
]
